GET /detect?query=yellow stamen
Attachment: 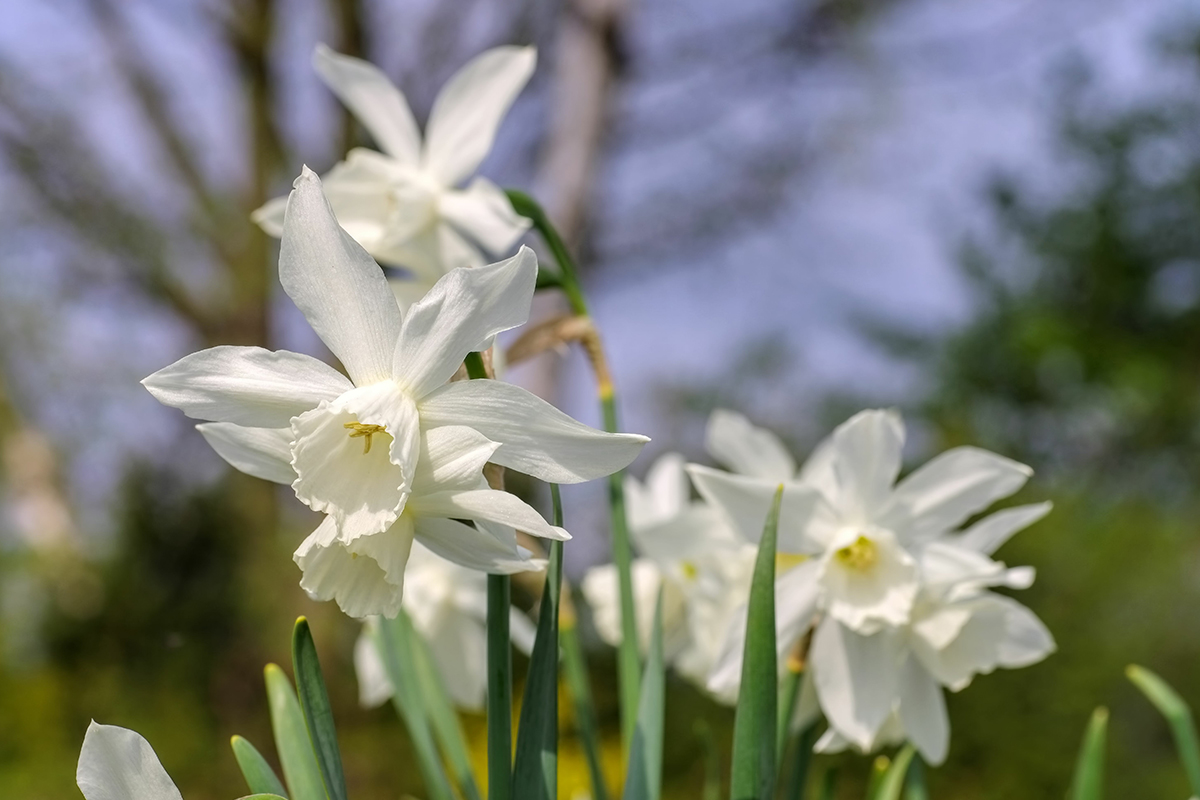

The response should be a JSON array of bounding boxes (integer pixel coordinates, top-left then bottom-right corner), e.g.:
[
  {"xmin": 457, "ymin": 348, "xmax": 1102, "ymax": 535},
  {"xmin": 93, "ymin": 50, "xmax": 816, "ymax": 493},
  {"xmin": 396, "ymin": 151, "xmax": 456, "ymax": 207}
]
[
  {"xmin": 681, "ymin": 561, "xmax": 698, "ymax": 580},
  {"xmin": 343, "ymin": 422, "xmax": 387, "ymax": 454},
  {"xmin": 834, "ymin": 535, "xmax": 877, "ymax": 571}
]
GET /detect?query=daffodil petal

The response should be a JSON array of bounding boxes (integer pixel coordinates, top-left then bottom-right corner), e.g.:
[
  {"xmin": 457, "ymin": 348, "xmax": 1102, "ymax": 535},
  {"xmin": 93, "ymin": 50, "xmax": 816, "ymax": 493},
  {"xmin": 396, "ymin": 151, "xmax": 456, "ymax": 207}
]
[
  {"xmin": 881, "ymin": 447, "xmax": 1033, "ymax": 541},
  {"xmin": 413, "ymin": 517, "xmax": 544, "ymax": 574},
  {"xmin": 142, "ymin": 345, "xmax": 352, "ymax": 427},
  {"xmin": 393, "ymin": 247, "xmax": 536, "ymax": 398},
  {"xmin": 353, "ymin": 624, "xmax": 394, "ymax": 708},
  {"xmin": 440, "ymin": 177, "xmax": 531, "ymax": 253},
  {"xmin": 419, "ymin": 378, "xmax": 648, "ymax": 483},
  {"xmin": 196, "ymin": 423, "xmax": 294, "ymax": 484},
  {"xmin": 705, "ymin": 409, "xmax": 796, "ymax": 481},
  {"xmin": 76, "ymin": 722, "xmax": 183, "ymax": 800},
  {"xmin": 625, "ymin": 452, "xmax": 690, "ymax": 529},
  {"xmin": 412, "ymin": 425, "xmax": 499, "ymax": 494},
  {"xmin": 422, "ymin": 46, "xmax": 536, "ymax": 186},
  {"xmin": 954, "ymin": 501, "xmax": 1053, "ymax": 555},
  {"xmin": 828, "ymin": 409, "xmax": 905, "ymax": 518},
  {"xmin": 685, "ymin": 464, "xmax": 831, "ymax": 553},
  {"xmin": 251, "ymin": 195, "xmax": 287, "ymax": 237},
  {"xmin": 279, "ymin": 168, "xmax": 404, "ymax": 387},
  {"xmin": 811, "ymin": 619, "xmax": 899, "ymax": 750},
  {"xmin": 313, "ymin": 44, "xmax": 421, "ymax": 164},
  {"xmin": 409, "ymin": 488, "xmax": 569, "ymax": 541},
  {"xmin": 897, "ymin": 656, "xmax": 950, "ymax": 765},
  {"xmin": 294, "ymin": 516, "xmax": 415, "ymax": 619}
]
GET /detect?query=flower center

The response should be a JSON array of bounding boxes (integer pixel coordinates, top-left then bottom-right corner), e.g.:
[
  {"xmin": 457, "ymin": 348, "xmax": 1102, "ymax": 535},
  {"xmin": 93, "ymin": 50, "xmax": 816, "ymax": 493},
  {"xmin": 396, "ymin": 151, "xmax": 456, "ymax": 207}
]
[
  {"xmin": 343, "ymin": 422, "xmax": 388, "ymax": 454},
  {"xmin": 834, "ymin": 535, "xmax": 877, "ymax": 571},
  {"xmin": 681, "ymin": 561, "xmax": 698, "ymax": 580}
]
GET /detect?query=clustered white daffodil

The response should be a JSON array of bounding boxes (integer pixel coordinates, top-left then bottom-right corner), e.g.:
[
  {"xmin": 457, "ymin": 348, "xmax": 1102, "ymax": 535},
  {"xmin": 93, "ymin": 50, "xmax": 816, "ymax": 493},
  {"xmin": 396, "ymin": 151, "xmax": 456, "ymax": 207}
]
[
  {"xmin": 354, "ymin": 542, "xmax": 538, "ymax": 711},
  {"xmin": 581, "ymin": 452, "xmax": 755, "ymax": 700},
  {"xmin": 143, "ymin": 168, "xmax": 647, "ymax": 619},
  {"xmin": 76, "ymin": 722, "xmax": 181, "ymax": 800},
  {"xmin": 686, "ymin": 408, "xmax": 1054, "ymax": 764},
  {"xmin": 254, "ymin": 45, "xmax": 534, "ymax": 308}
]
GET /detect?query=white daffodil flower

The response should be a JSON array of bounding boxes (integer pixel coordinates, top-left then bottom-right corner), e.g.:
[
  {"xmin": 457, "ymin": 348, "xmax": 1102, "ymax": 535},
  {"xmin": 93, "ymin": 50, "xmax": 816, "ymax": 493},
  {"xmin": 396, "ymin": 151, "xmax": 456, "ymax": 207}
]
[
  {"xmin": 254, "ymin": 45, "xmax": 534, "ymax": 307},
  {"xmin": 696, "ymin": 409, "xmax": 1034, "ymax": 677},
  {"xmin": 581, "ymin": 452, "xmax": 754, "ymax": 701},
  {"xmin": 692, "ymin": 408, "xmax": 1052, "ymax": 763},
  {"xmin": 144, "ymin": 169, "xmax": 647, "ymax": 618},
  {"xmin": 810, "ymin": 535, "xmax": 1054, "ymax": 764},
  {"xmin": 354, "ymin": 542, "xmax": 538, "ymax": 711},
  {"xmin": 77, "ymin": 721, "xmax": 182, "ymax": 800}
]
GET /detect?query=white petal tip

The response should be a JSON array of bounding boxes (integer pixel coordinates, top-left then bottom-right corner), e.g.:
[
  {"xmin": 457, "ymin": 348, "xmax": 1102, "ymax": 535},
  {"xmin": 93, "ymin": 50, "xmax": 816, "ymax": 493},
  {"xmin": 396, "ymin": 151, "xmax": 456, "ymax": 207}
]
[{"xmin": 295, "ymin": 165, "xmax": 320, "ymax": 187}]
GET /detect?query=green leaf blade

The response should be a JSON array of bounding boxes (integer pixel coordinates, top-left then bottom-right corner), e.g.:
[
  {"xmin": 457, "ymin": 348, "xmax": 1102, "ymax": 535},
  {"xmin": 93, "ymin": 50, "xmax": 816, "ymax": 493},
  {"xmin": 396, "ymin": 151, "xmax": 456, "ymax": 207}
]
[
  {"xmin": 231, "ymin": 735, "xmax": 288, "ymax": 798},
  {"xmin": 372, "ymin": 616, "xmax": 456, "ymax": 800},
  {"xmin": 291, "ymin": 617, "xmax": 348, "ymax": 800},
  {"xmin": 263, "ymin": 663, "xmax": 325, "ymax": 800},
  {"xmin": 623, "ymin": 589, "xmax": 666, "ymax": 800},
  {"xmin": 411, "ymin": 625, "xmax": 483, "ymax": 800},
  {"xmin": 874, "ymin": 746, "xmax": 915, "ymax": 800},
  {"xmin": 730, "ymin": 484, "xmax": 784, "ymax": 800},
  {"xmin": 511, "ymin": 486, "xmax": 565, "ymax": 800},
  {"xmin": 1069, "ymin": 707, "xmax": 1108, "ymax": 800},
  {"xmin": 1127, "ymin": 664, "xmax": 1200, "ymax": 796}
]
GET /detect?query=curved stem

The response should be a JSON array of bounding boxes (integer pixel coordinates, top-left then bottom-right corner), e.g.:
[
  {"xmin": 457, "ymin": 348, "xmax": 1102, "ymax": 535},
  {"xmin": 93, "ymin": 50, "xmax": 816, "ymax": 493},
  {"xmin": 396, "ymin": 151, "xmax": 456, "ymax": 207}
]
[{"xmin": 508, "ymin": 188, "xmax": 641, "ymax": 752}]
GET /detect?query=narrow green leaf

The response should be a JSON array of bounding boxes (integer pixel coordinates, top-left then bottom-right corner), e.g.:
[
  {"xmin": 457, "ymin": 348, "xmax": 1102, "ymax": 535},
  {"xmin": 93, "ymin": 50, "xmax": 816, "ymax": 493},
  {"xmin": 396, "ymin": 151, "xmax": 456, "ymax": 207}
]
[
  {"xmin": 372, "ymin": 616, "xmax": 456, "ymax": 800},
  {"xmin": 231, "ymin": 735, "xmax": 288, "ymax": 798},
  {"xmin": 874, "ymin": 745, "xmax": 915, "ymax": 800},
  {"xmin": 903, "ymin": 753, "xmax": 930, "ymax": 800},
  {"xmin": 1127, "ymin": 664, "xmax": 1200, "ymax": 796},
  {"xmin": 696, "ymin": 722, "xmax": 721, "ymax": 800},
  {"xmin": 561, "ymin": 613, "xmax": 610, "ymax": 800},
  {"xmin": 866, "ymin": 755, "xmax": 890, "ymax": 800},
  {"xmin": 263, "ymin": 664, "xmax": 325, "ymax": 800},
  {"xmin": 511, "ymin": 486, "xmax": 565, "ymax": 800},
  {"xmin": 411, "ymin": 626, "xmax": 483, "ymax": 800},
  {"xmin": 817, "ymin": 768, "xmax": 839, "ymax": 800},
  {"xmin": 782, "ymin": 724, "xmax": 818, "ymax": 800},
  {"xmin": 291, "ymin": 618, "xmax": 348, "ymax": 800},
  {"xmin": 730, "ymin": 484, "xmax": 784, "ymax": 800},
  {"xmin": 623, "ymin": 589, "xmax": 666, "ymax": 800},
  {"xmin": 777, "ymin": 664, "xmax": 804, "ymax": 763},
  {"xmin": 488, "ymin": 573, "xmax": 514, "ymax": 800},
  {"xmin": 1068, "ymin": 707, "xmax": 1108, "ymax": 800}
]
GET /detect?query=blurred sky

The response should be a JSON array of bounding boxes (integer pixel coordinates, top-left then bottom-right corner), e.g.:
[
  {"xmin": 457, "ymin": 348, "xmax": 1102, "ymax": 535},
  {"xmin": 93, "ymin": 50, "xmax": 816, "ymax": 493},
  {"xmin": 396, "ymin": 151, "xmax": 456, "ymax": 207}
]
[{"xmin": 0, "ymin": 0, "xmax": 1190, "ymax": 566}]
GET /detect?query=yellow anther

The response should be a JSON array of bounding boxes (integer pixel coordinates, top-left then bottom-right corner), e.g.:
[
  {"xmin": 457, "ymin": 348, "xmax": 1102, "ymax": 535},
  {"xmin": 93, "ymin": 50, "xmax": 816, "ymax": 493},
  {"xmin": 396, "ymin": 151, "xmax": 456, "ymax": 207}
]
[
  {"xmin": 834, "ymin": 535, "xmax": 878, "ymax": 571},
  {"xmin": 681, "ymin": 561, "xmax": 698, "ymax": 580},
  {"xmin": 343, "ymin": 422, "xmax": 387, "ymax": 454}
]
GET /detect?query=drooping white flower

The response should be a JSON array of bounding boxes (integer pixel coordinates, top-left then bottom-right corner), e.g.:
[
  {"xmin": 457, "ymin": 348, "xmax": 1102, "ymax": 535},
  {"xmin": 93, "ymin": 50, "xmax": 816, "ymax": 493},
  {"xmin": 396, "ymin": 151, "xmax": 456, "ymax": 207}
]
[
  {"xmin": 581, "ymin": 452, "xmax": 755, "ymax": 701},
  {"xmin": 354, "ymin": 542, "xmax": 538, "ymax": 711},
  {"xmin": 691, "ymin": 408, "xmax": 1052, "ymax": 762},
  {"xmin": 76, "ymin": 721, "xmax": 182, "ymax": 800},
  {"xmin": 144, "ymin": 169, "xmax": 647, "ymax": 618},
  {"xmin": 254, "ymin": 45, "xmax": 535, "ymax": 307}
]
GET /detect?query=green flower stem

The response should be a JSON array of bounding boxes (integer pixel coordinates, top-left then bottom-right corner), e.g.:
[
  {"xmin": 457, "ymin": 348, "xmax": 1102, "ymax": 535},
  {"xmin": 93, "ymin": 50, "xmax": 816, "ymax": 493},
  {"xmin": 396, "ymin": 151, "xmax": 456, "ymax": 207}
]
[
  {"xmin": 487, "ymin": 573, "xmax": 514, "ymax": 800},
  {"xmin": 507, "ymin": 188, "xmax": 642, "ymax": 753},
  {"xmin": 782, "ymin": 724, "xmax": 818, "ymax": 800},
  {"xmin": 561, "ymin": 613, "xmax": 610, "ymax": 800},
  {"xmin": 463, "ymin": 350, "xmax": 514, "ymax": 800}
]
